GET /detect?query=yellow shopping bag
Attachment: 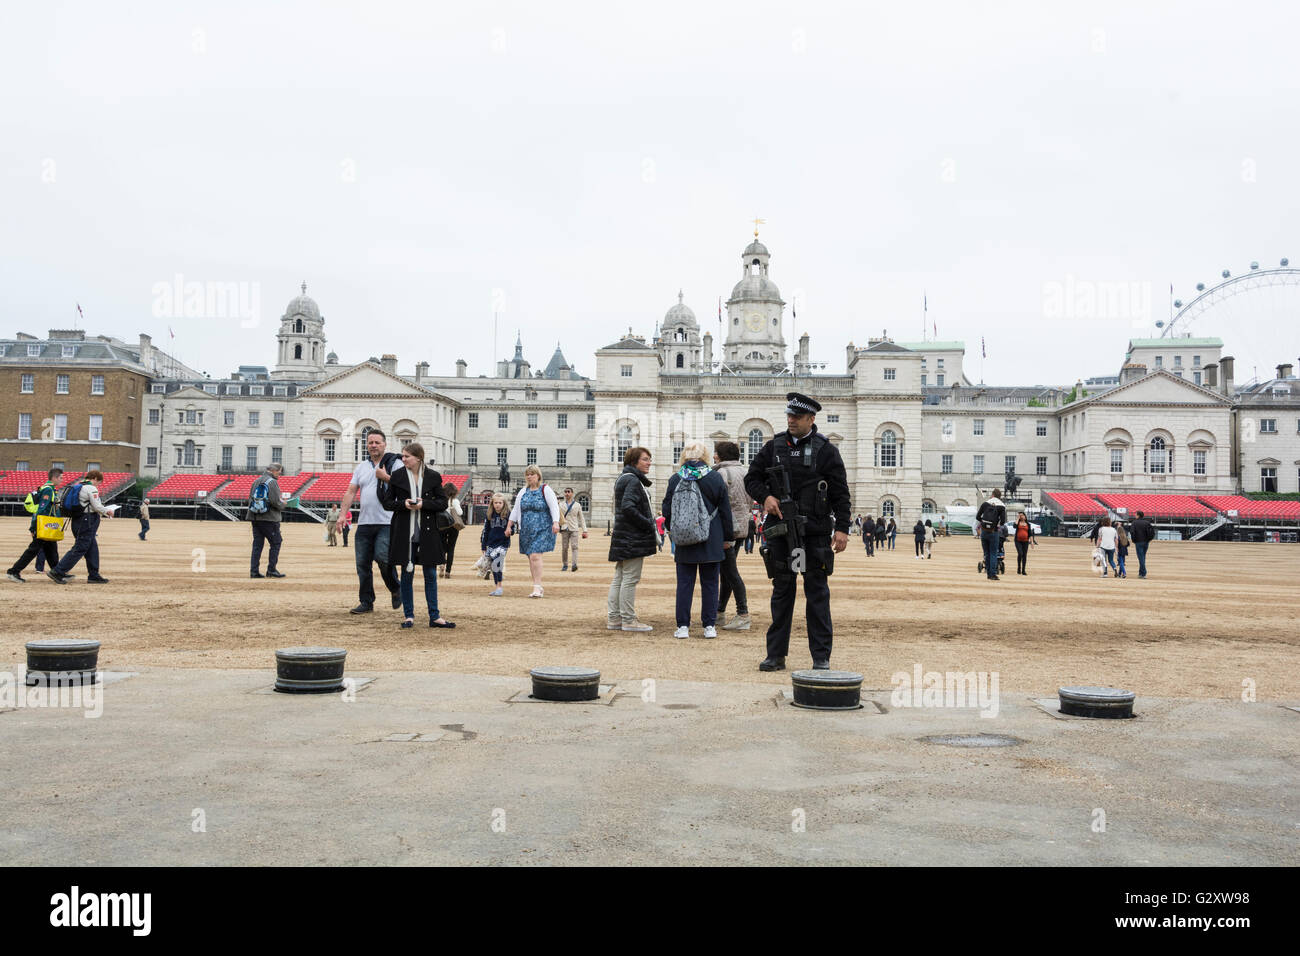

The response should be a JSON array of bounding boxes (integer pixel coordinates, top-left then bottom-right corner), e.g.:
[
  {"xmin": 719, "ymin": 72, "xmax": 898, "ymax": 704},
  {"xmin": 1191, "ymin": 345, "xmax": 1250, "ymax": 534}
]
[{"xmin": 35, "ymin": 516, "xmax": 66, "ymax": 541}]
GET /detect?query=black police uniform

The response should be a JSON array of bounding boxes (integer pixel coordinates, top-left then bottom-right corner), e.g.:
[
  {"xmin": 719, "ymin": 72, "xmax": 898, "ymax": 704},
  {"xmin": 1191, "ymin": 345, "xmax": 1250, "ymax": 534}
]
[{"xmin": 744, "ymin": 404, "xmax": 851, "ymax": 665}]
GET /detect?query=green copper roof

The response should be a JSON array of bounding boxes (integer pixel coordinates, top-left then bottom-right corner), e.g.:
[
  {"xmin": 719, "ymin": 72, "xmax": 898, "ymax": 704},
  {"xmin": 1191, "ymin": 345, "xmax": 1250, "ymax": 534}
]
[
  {"xmin": 1126, "ymin": 337, "xmax": 1223, "ymax": 348},
  {"xmin": 898, "ymin": 341, "xmax": 965, "ymax": 351}
]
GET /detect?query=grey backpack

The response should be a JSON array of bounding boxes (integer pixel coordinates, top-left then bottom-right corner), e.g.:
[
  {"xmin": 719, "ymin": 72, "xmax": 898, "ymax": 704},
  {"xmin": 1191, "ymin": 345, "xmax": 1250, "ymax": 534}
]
[{"xmin": 670, "ymin": 476, "xmax": 717, "ymax": 546}]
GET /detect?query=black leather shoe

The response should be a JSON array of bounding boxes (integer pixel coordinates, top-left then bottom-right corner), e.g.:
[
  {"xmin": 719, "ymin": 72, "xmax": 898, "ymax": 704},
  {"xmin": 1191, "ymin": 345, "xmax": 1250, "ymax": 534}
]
[
  {"xmin": 87, "ymin": 576, "xmax": 110, "ymax": 584},
  {"xmin": 812, "ymin": 660, "xmax": 830, "ymax": 670},
  {"xmin": 390, "ymin": 592, "xmax": 402, "ymax": 610},
  {"xmin": 758, "ymin": 656, "xmax": 786, "ymax": 672},
  {"xmin": 250, "ymin": 572, "xmax": 264, "ymax": 578},
  {"xmin": 350, "ymin": 603, "xmax": 373, "ymax": 614},
  {"xmin": 266, "ymin": 570, "xmax": 286, "ymax": 578}
]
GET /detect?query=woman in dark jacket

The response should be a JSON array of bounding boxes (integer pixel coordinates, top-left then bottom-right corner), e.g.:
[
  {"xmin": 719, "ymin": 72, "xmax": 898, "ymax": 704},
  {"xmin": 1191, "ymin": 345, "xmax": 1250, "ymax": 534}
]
[
  {"xmin": 875, "ymin": 517, "xmax": 887, "ymax": 548},
  {"xmin": 912, "ymin": 518, "xmax": 926, "ymax": 557},
  {"xmin": 661, "ymin": 442, "xmax": 734, "ymax": 640},
  {"xmin": 378, "ymin": 442, "xmax": 455, "ymax": 629},
  {"xmin": 607, "ymin": 446, "xmax": 657, "ymax": 631},
  {"xmin": 862, "ymin": 514, "xmax": 874, "ymax": 556}
]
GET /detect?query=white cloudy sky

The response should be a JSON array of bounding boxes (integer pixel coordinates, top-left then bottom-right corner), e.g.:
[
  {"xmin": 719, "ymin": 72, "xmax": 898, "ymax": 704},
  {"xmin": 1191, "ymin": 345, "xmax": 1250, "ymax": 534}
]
[{"xmin": 4, "ymin": 1, "xmax": 1299, "ymax": 388}]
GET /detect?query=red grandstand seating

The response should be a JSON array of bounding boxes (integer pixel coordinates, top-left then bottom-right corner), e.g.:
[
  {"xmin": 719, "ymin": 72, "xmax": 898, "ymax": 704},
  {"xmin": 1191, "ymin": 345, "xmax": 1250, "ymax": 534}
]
[
  {"xmin": 297, "ymin": 472, "xmax": 353, "ymax": 502},
  {"xmin": 146, "ymin": 474, "xmax": 230, "ymax": 501},
  {"xmin": 214, "ymin": 474, "xmax": 260, "ymax": 501},
  {"xmin": 1042, "ymin": 491, "xmax": 1107, "ymax": 517},
  {"xmin": 0, "ymin": 471, "xmax": 60, "ymax": 497},
  {"xmin": 277, "ymin": 473, "xmax": 314, "ymax": 496},
  {"xmin": 1197, "ymin": 495, "xmax": 1300, "ymax": 520},
  {"xmin": 1095, "ymin": 494, "xmax": 1215, "ymax": 519}
]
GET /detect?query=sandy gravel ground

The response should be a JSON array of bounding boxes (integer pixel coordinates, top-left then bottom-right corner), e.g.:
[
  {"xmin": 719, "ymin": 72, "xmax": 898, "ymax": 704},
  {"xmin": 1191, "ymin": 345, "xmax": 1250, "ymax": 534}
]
[{"xmin": 3, "ymin": 517, "xmax": 1297, "ymax": 699}]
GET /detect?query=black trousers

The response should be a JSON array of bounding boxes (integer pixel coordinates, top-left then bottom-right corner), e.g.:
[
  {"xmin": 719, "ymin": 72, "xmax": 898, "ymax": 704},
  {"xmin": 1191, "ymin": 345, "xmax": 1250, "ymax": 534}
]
[
  {"xmin": 9, "ymin": 532, "xmax": 59, "ymax": 575},
  {"xmin": 250, "ymin": 520, "xmax": 282, "ymax": 573},
  {"xmin": 765, "ymin": 565, "xmax": 833, "ymax": 663},
  {"xmin": 717, "ymin": 543, "xmax": 747, "ymax": 615},
  {"xmin": 1015, "ymin": 540, "xmax": 1029, "ymax": 573},
  {"xmin": 54, "ymin": 514, "xmax": 100, "ymax": 577},
  {"xmin": 441, "ymin": 527, "xmax": 460, "ymax": 572}
]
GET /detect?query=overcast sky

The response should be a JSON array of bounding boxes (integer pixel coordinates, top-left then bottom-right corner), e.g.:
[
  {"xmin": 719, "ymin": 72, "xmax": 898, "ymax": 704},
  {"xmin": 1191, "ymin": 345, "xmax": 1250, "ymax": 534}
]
[{"xmin": 4, "ymin": 1, "xmax": 1299, "ymax": 388}]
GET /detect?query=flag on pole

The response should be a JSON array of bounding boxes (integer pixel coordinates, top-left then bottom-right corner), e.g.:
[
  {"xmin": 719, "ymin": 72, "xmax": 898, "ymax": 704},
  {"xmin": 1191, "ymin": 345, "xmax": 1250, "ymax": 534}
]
[
  {"xmin": 933, "ymin": 318, "xmax": 937, "ymax": 338},
  {"xmin": 76, "ymin": 302, "xmax": 84, "ymax": 320},
  {"xmin": 982, "ymin": 336, "xmax": 987, "ymax": 359},
  {"xmin": 717, "ymin": 297, "xmax": 722, "ymax": 323},
  {"xmin": 169, "ymin": 326, "xmax": 175, "ymax": 340},
  {"xmin": 792, "ymin": 296, "xmax": 797, "ymax": 320}
]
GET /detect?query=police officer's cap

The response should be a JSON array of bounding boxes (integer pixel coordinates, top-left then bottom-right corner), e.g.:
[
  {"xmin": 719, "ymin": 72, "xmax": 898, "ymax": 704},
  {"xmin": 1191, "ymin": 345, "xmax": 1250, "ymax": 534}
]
[{"xmin": 785, "ymin": 392, "xmax": 821, "ymax": 416}]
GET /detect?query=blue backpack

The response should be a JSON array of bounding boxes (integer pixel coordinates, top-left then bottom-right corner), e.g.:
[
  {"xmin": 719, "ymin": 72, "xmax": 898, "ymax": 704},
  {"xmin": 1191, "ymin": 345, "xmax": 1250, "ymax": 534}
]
[
  {"xmin": 249, "ymin": 479, "xmax": 270, "ymax": 516},
  {"xmin": 60, "ymin": 482, "xmax": 86, "ymax": 518}
]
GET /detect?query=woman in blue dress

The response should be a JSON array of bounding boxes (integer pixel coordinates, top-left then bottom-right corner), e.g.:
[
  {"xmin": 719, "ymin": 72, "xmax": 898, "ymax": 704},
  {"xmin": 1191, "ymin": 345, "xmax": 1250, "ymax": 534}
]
[{"xmin": 507, "ymin": 464, "xmax": 560, "ymax": 598}]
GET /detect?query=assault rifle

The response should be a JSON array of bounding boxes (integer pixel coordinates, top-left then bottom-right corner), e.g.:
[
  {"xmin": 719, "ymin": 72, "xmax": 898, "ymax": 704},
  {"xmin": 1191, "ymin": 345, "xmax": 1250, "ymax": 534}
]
[{"xmin": 759, "ymin": 461, "xmax": 809, "ymax": 577}]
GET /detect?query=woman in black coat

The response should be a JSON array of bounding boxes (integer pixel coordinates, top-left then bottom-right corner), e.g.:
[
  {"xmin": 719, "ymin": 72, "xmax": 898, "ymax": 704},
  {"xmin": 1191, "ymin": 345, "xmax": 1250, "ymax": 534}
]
[
  {"xmin": 661, "ymin": 443, "xmax": 734, "ymax": 639},
  {"xmin": 606, "ymin": 447, "xmax": 657, "ymax": 631},
  {"xmin": 912, "ymin": 519, "xmax": 926, "ymax": 557},
  {"xmin": 862, "ymin": 514, "xmax": 874, "ymax": 556},
  {"xmin": 378, "ymin": 442, "xmax": 455, "ymax": 629}
]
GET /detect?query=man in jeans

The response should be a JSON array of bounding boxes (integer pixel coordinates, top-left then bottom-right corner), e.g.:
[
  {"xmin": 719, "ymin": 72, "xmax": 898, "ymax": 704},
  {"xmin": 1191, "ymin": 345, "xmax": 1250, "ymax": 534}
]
[
  {"xmin": 339, "ymin": 429, "xmax": 401, "ymax": 613},
  {"xmin": 248, "ymin": 463, "xmax": 286, "ymax": 578},
  {"xmin": 558, "ymin": 487, "xmax": 587, "ymax": 571},
  {"xmin": 975, "ymin": 488, "xmax": 1006, "ymax": 581},
  {"xmin": 1129, "ymin": 510, "xmax": 1156, "ymax": 578}
]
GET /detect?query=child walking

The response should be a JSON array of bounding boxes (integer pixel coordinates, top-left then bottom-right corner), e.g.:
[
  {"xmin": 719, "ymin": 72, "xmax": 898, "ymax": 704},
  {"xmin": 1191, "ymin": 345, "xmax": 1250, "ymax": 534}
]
[{"xmin": 480, "ymin": 493, "xmax": 511, "ymax": 596}]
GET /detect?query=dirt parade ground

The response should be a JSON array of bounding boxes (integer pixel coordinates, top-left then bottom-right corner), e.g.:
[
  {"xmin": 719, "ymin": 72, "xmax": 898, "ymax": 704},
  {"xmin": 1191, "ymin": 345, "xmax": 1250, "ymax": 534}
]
[
  {"xmin": 3, "ymin": 517, "xmax": 1300, "ymax": 868},
  {"xmin": 2, "ymin": 517, "xmax": 1298, "ymax": 699}
]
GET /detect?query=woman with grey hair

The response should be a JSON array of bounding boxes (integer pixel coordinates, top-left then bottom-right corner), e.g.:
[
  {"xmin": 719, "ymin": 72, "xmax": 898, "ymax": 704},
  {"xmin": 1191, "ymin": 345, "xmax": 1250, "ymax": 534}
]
[{"xmin": 662, "ymin": 441, "xmax": 733, "ymax": 639}]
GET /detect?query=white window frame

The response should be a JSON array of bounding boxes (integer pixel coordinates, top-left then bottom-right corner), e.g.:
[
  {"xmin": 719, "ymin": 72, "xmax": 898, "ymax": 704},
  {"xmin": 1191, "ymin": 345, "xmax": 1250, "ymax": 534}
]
[
  {"xmin": 498, "ymin": 413, "xmax": 508, "ymax": 429},
  {"xmin": 555, "ymin": 448, "xmax": 567, "ymax": 467},
  {"xmin": 1193, "ymin": 449, "xmax": 1206, "ymax": 476},
  {"xmin": 973, "ymin": 419, "xmax": 984, "ymax": 436},
  {"xmin": 20, "ymin": 373, "xmax": 35, "ymax": 393},
  {"xmin": 941, "ymin": 453, "xmax": 953, "ymax": 474},
  {"xmin": 557, "ymin": 413, "xmax": 567, "ymax": 430},
  {"xmin": 56, "ymin": 374, "xmax": 70, "ymax": 395},
  {"xmin": 54, "ymin": 414, "xmax": 67, "ymax": 440},
  {"xmin": 1004, "ymin": 419, "xmax": 1016, "ymax": 437},
  {"xmin": 91, "ymin": 374, "xmax": 105, "ymax": 395},
  {"xmin": 973, "ymin": 454, "xmax": 984, "ymax": 474},
  {"xmin": 273, "ymin": 411, "xmax": 284, "ymax": 427},
  {"xmin": 883, "ymin": 368, "xmax": 896, "ymax": 381},
  {"xmin": 18, "ymin": 412, "xmax": 32, "ymax": 439},
  {"xmin": 468, "ymin": 413, "xmax": 479, "ymax": 428},
  {"xmin": 88, "ymin": 414, "xmax": 103, "ymax": 441},
  {"xmin": 527, "ymin": 413, "xmax": 538, "ymax": 429},
  {"xmin": 466, "ymin": 448, "xmax": 478, "ymax": 466},
  {"xmin": 1035, "ymin": 420, "xmax": 1047, "ymax": 437}
]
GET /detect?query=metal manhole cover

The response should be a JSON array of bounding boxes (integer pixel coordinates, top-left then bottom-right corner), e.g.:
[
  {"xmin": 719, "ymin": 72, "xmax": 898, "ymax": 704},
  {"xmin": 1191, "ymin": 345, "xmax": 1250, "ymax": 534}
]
[{"xmin": 921, "ymin": 733, "xmax": 1023, "ymax": 748}]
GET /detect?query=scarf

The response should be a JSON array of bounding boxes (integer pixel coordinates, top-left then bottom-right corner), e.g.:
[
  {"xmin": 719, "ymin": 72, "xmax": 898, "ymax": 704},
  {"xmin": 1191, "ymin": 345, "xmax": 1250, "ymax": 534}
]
[
  {"xmin": 405, "ymin": 464, "xmax": 424, "ymax": 571},
  {"xmin": 678, "ymin": 460, "xmax": 710, "ymax": 481}
]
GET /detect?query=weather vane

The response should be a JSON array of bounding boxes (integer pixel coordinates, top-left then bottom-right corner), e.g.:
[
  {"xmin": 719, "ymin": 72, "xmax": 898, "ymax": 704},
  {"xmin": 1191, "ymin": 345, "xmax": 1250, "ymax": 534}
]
[{"xmin": 752, "ymin": 217, "xmax": 765, "ymax": 237}]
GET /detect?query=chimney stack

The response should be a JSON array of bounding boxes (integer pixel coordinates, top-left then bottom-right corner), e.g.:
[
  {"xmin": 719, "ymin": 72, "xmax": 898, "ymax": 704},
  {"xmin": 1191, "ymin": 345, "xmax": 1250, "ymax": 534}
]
[
  {"xmin": 798, "ymin": 332, "xmax": 810, "ymax": 368},
  {"xmin": 1120, "ymin": 362, "xmax": 1147, "ymax": 384},
  {"xmin": 1277, "ymin": 362, "xmax": 1294, "ymax": 380},
  {"xmin": 1204, "ymin": 363, "xmax": 1218, "ymax": 388},
  {"xmin": 846, "ymin": 342, "xmax": 856, "ymax": 371},
  {"xmin": 1219, "ymin": 355, "xmax": 1234, "ymax": 395},
  {"xmin": 455, "ymin": 359, "xmax": 467, "ymax": 378},
  {"xmin": 415, "ymin": 361, "xmax": 430, "ymax": 382},
  {"xmin": 381, "ymin": 354, "xmax": 397, "ymax": 375},
  {"xmin": 702, "ymin": 332, "xmax": 712, "ymax": 370}
]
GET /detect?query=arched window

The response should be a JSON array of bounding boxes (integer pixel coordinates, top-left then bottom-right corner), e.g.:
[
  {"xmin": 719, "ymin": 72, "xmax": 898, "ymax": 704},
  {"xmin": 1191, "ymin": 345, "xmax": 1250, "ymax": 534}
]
[
  {"xmin": 1147, "ymin": 436, "xmax": 1167, "ymax": 474},
  {"xmin": 615, "ymin": 425, "xmax": 635, "ymax": 463},
  {"xmin": 878, "ymin": 430, "xmax": 897, "ymax": 468},
  {"xmin": 747, "ymin": 428, "xmax": 764, "ymax": 464},
  {"xmin": 921, "ymin": 500, "xmax": 935, "ymax": 514},
  {"xmin": 294, "ymin": 344, "xmax": 302, "ymax": 360},
  {"xmin": 183, "ymin": 440, "xmax": 197, "ymax": 467},
  {"xmin": 676, "ymin": 353, "xmax": 684, "ymax": 368},
  {"xmin": 881, "ymin": 500, "xmax": 895, "ymax": 517},
  {"xmin": 294, "ymin": 319, "xmax": 304, "ymax": 333},
  {"xmin": 577, "ymin": 493, "xmax": 590, "ymax": 512}
]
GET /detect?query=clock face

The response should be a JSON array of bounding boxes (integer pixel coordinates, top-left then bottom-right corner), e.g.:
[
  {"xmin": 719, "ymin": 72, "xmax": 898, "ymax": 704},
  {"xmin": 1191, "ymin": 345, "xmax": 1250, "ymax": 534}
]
[{"xmin": 746, "ymin": 313, "xmax": 764, "ymax": 333}]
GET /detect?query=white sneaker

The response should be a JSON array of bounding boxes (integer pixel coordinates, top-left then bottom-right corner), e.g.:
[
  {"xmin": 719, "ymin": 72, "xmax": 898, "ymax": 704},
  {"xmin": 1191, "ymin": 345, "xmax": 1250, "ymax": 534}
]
[
  {"xmin": 703, "ymin": 625, "xmax": 718, "ymax": 639},
  {"xmin": 621, "ymin": 620, "xmax": 653, "ymax": 632},
  {"xmin": 673, "ymin": 626, "xmax": 689, "ymax": 639},
  {"xmin": 489, "ymin": 588, "xmax": 503, "ymax": 596},
  {"xmin": 722, "ymin": 614, "xmax": 750, "ymax": 631}
]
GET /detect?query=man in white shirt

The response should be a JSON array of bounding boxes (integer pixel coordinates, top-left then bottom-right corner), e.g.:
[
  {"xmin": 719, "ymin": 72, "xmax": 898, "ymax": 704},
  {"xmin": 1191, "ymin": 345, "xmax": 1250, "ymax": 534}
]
[
  {"xmin": 339, "ymin": 429, "xmax": 402, "ymax": 613},
  {"xmin": 558, "ymin": 487, "xmax": 587, "ymax": 571}
]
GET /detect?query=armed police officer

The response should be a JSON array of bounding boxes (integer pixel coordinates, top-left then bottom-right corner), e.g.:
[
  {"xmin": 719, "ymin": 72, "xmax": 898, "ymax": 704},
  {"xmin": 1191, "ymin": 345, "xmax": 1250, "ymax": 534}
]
[{"xmin": 744, "ymin": 392, "xmax": 851, "ymax": 672}]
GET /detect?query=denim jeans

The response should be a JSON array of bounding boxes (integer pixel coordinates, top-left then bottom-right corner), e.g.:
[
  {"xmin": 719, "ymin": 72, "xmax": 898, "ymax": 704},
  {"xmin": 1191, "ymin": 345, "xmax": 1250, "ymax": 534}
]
[
  {"xmin": 1117, "ymin": 546, "xmax": 1127, "ymax": 576},
  {"xmin": 399, "ymin": 541, "xmax": 440, "ymax": 620},
  {"xmin": 354, "ymin": 523, "xmax": 398, "ymax": 606},
  {"xmin": 1134, "ymin": 540, "xmax": 1149, "ymax": 576},
  {"xmin": 1101, "ymin": 547, "xmax": 1117, "ymax": 574},
  {"xmin": 980, "ymin": 529, "xmax": 1000, "ymax": 578},
  {"xmin": 675, "ymin": 561, "xmax": 720, "ymax": 627}
]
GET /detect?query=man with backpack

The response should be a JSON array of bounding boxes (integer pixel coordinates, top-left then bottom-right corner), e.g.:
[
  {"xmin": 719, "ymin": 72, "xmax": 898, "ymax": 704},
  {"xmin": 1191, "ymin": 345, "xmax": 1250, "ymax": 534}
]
[
  {"xmin": 247, "ymin": 463, "xmax": 287, "ymax": 579},
  {"xmin": 975, "ymin": 489, "xmax": 1007, "ymax": 581},
  {"xmin": 744, "ymin": 393, "xmax": 852, "ymax": 672},
  {"xmin": 7, "ymin": 466, "xmax": 64, "ymax": 583},
  {"xmin": 47, "ymin": 470, "xmax": 113, "ymax": 584}
]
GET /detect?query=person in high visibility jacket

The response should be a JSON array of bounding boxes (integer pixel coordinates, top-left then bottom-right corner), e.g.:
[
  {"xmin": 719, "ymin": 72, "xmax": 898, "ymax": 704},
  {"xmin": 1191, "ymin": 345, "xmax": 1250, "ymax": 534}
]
[{"xmin": 6, "ymin": 467, "xmax": 63, "ymax": 582}]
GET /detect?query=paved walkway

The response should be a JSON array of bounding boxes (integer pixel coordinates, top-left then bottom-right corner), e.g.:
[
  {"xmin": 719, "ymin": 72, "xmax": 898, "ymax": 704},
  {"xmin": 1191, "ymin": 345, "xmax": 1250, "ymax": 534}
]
[{"xmin": 2, "ymin": 665, "xmax": 1297, "ymax": 865}]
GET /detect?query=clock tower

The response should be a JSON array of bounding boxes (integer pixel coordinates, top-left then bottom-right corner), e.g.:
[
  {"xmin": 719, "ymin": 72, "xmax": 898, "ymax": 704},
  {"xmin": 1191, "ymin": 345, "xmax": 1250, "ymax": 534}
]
[{"xmin": 723, "ymin": 233, "xmax": 786, "ymax": 371}]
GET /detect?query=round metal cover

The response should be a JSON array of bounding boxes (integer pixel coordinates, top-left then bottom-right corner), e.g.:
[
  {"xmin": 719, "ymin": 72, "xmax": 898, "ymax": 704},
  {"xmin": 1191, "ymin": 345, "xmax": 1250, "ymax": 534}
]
[
  {"xmin": 529, "ymin": 666, "xmax": 600, "ymax": 683},
  {"xmin": 26, "ymin": 639, "xmax": 101, "ymax": 653},
  {"xmin": 921, "ymin": 733, "xmax": 1023, "ymax": 748},
  {"xmin": 1058, "ymin": 686, "xmax": 1135, "ymax": 704},
  {"xmin": 276, "ymin": 646, "xmax": 347, "ymax": 661},
  {"xmin": 791, "ymin": 670, "xmax": 864, "ymax": 685}
]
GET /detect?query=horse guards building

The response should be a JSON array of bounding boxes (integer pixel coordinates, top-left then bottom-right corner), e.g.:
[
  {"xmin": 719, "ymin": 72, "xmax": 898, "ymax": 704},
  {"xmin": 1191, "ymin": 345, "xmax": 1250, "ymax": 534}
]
[{"xmin": 5, "ymin": 234, "xmax": 1298, "ymax": 526}]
